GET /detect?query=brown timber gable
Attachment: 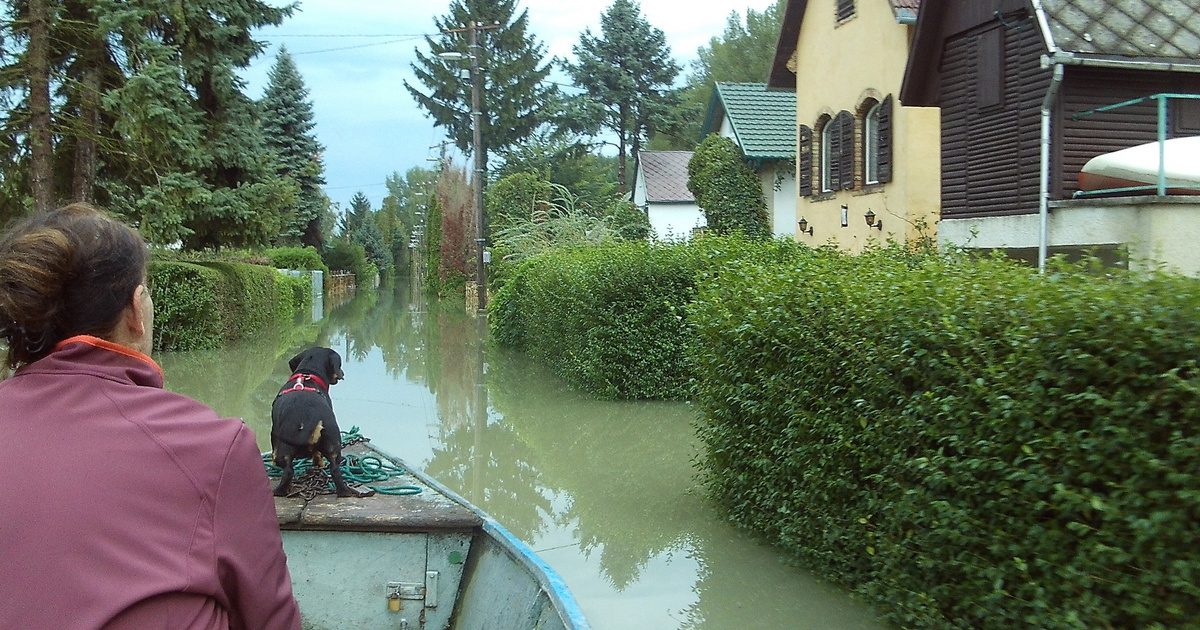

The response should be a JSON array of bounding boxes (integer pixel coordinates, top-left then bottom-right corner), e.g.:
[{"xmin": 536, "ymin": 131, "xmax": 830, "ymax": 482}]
[{"xmin": 938, "ymin": 17, "xmax": 1049, "ymax": 219}]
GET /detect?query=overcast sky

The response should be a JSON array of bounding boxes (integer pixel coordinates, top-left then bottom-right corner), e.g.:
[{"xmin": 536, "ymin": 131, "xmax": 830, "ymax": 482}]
[{"xmin": 239, "ymin": 0, "xmax": 779, "ymax": 210}]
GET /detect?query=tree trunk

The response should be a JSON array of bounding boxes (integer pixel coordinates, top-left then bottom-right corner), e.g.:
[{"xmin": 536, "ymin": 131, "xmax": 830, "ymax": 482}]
[
  {"xmin": 72, "ymin": 62, "xmax": 100, "ymax": 203},
  {"xmin": 617, "ymin": 103, "xmax": 629, "ymax": 194},
  {"xmin": 28, "ymin": 0, "xmax": 54, "ymax": 212}
]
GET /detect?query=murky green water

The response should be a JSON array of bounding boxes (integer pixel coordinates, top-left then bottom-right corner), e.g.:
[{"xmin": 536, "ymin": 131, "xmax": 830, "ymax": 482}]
[{"xmin": 158, "ymin": 283, "xmax": 888, "ymax": 630}]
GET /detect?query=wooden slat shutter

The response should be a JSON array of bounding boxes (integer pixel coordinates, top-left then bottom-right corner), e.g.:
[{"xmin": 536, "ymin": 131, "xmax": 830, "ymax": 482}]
[
  {"xmin": 878, "ymin": 95, "xmax": 893, "ymax": 183},
  {"xmin": 828, "ymin": 119, "xmax": 842, "ymax": 191},
  {"xmin": 838, "ymin": 111, "xmax": 854, "ymax": 190},
  {"xmin": 799, "ymin": 125, "xmax": 812, "ymax": 197},
  {"xmin": 836, "ymin": 0, "xmax": 855, "ymax": 21}
]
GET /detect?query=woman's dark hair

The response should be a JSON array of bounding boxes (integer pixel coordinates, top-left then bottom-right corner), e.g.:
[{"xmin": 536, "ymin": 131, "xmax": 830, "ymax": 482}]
[{"xmin": 0, "ymin": 203, "xmax": 147, "ymax": 368}]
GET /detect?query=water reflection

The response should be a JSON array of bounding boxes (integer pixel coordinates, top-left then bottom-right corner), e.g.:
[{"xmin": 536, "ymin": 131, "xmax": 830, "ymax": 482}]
[{"xmin": 158, "ymin": 282, "xmax": 888, "ymax": 630}]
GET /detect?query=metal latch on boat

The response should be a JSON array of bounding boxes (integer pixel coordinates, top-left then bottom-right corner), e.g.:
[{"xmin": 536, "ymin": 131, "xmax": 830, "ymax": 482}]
[{"xmin": 386, "ymin": 572, "xmax": 439, "ymax": 611}]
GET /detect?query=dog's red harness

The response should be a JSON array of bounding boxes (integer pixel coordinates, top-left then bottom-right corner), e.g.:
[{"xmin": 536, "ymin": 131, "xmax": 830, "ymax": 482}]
[{"xmin": 278, "ymin": 372, "xmax": 329, "ymax": 396}]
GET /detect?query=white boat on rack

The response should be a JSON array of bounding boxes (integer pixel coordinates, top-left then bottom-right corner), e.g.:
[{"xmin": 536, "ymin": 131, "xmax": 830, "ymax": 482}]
[
  {"xmin": 1078, "ymin": 135, "xmax": 1200, "ymax": 195},
  {"xmin": 271, "ymin": 440, "xmax": 588, "ymax": 630}
]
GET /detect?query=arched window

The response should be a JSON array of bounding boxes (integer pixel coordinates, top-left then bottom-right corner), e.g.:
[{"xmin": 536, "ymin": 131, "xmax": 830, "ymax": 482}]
[{"xmin": 864, "ymin": 101, "xmax": 881, "ymax": 185}]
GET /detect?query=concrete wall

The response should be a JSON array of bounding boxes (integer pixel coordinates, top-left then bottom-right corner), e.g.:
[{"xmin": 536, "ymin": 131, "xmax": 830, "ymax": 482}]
[
  {"xmin": 763, "ymin": 167, "xmax": 798, "ymax": 238},
  {"xmin": 790, "ymin": 2, "xmax": 941, "ymax": 253},
  {"xmin": 938, "ymin": 196, "xmax": 1200, "ymax": 276}
]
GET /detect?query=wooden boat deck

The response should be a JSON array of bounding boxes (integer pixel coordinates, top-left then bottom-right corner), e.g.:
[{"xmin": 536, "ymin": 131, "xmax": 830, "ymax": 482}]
[{"xmin": 272, "ymin": 442, "xmax": 483, "ymax": 534}]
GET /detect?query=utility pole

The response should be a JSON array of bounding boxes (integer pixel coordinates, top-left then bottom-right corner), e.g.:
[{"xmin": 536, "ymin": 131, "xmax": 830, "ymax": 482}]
[
  {"xmin": 469, "ymin": 21, "xmax": 486, "ymax": 312},
  {"xmin": 440, "ymin": 21, "xmax": 499, "ymax": 314}
]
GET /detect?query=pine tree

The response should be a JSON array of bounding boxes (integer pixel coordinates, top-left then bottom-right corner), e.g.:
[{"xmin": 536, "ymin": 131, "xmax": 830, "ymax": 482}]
[
  {"xmin": 565, "ymin": 0, "xmax": 680, "ymax": 192},
  {"xmin": 104, "ymin": 0, "xmax": 292, "ymax": 248},
  {"xmin": 261, "ymin": 45, "xmax": 327, "ymax": 249},
  {"xmin": 340, "ymin": 191, "xmax": 390, "ymax": 274},
  {"xmin": 405, "ymin": 0, "xmax": 558, "ymax": 180}
]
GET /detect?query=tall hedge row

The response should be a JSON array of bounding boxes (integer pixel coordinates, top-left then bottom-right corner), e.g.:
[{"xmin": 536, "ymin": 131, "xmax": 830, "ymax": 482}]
[
  {"xmin": 688, "ymin": 247, "xmax": 1200, "ymax": 628},
  {"xmin": 149, "ymin": 260, "xmax": 310, "ymax": 352},
  {"xmin": 490, "ymin": 236, "xmax": 800, "ymax": 399}
]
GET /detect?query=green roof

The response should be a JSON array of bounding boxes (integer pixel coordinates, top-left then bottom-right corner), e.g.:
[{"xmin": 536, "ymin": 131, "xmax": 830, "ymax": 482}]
[{"xmin": 701, "ymin": 82, "xmax": 797, "ymax": 160}]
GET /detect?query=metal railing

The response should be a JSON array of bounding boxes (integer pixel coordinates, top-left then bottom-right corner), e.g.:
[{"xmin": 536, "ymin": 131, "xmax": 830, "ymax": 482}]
[{"xmin": 1070, "ymin": 92, "xmax": 1200, "ymax": 198}]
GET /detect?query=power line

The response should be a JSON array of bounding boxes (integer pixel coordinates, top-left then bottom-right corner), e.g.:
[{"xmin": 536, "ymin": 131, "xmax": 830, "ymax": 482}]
[
  {"xmin": 263, "ymin": 33, "xmax": 431, "ymax": 38},
  {"xmin": 290, "ymin": 37, "xmax": 423, "ymax": 55}
]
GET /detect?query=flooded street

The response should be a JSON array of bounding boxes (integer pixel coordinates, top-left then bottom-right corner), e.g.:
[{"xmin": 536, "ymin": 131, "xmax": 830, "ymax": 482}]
[{"xmin": 158, "ymin": 283, "xmax": 887, "ymax": 630}]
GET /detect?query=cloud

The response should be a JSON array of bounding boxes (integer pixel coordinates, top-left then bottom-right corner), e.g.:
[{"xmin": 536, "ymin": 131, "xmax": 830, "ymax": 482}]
[{"xmin": 244, "ymin": 0, "xmax": 777, "ymax": 207}]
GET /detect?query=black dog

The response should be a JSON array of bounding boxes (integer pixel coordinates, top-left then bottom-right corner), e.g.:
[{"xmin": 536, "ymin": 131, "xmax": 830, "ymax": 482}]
[{"xmin": 270, "ymin": 347, "xmax": 372, "ymax": 498}]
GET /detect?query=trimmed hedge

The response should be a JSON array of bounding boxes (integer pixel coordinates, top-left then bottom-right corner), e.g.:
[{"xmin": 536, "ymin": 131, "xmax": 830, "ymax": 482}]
[
  {"xmin": 688, "ymin": 246, "xmax": 1200, "ymax": 628},
  {"xmin": 490, "ymin": 236, "xmax": 801, "ymax": 399},
  {"xmin": 265, "ymin": 245, "xmax": 330, "ymax": 277},
  {"xmin": 149, "ymin": 260, "xmax": 311, "ymax": 352}
]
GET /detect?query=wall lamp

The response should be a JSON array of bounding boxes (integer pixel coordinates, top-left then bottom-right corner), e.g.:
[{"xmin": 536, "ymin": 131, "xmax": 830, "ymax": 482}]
[
  {"xmin": 797, "ymin": 217, "xmax": 814, "ymax": 236},
  {"xmin": 864, "ymin": 209, "xmax": 883, "ymax": 231}
]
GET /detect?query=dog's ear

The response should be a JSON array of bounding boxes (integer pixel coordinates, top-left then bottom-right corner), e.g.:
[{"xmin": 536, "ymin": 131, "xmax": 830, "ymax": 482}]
[
  {"xmin": 288, "ymin": 351, "xmax": 305, "ymax": 373},
  {"xmin": 328, "ymin": 350, "xmax": 344, "ymax": 384}
]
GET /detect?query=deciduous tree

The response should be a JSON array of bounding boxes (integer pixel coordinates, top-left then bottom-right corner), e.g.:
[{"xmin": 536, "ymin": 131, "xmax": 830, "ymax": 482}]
[{"xmin": 655, "ymin": 1, "xmax": 784, "ymax": 149}]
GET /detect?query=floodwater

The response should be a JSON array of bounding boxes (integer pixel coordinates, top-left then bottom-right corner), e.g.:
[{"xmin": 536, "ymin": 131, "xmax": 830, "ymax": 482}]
[{"xmin": 158, "ymin": 282, "xmax": 888, "ymax": 630}]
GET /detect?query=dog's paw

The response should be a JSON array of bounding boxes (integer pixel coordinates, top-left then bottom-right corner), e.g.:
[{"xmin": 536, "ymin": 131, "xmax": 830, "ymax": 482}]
[{"xmin": 337, "ymin": 486, "xmax": 375, "ymax": 498}]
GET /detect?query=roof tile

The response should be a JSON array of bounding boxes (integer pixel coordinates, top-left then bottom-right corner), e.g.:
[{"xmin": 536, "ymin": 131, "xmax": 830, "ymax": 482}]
[
  {"xmin": 638, "ymin": 151, "xmax": 695, "ymax": 203},
  {"xmin": 1041, "ymin": 0, "xmax": 1200, "ymax": 59},
  {"xmin": 711, "ymin": 83, "xmax": 797, "ymax": 160}
]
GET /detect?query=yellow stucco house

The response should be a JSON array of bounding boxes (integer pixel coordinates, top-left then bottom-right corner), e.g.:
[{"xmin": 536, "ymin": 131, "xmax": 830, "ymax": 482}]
[{"xmin": 768, "ymin": 0, "xmax": 939, "ymax": 252}]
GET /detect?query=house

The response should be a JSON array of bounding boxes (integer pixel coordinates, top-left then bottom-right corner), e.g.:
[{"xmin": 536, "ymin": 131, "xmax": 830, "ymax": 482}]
[
  {"xmin": 768, "ymin": 0, "xmax": 940, "ymax": 252},
  {"xmin": 632, "ymin": 150, "xmax": 705, "ymax": 241},
  {"xmin": 901, "ymin": 0, "xmax": 1200, "ymax": 275},
  {"xmin": 700, "ymin": 82, "xmax": 798, "ymax": 238}
]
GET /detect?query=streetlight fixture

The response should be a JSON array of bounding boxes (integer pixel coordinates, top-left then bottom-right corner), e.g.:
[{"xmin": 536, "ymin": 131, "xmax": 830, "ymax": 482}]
[{"xmin": 437, "ymin": 28, "xmax": 488, "ymax": 313}]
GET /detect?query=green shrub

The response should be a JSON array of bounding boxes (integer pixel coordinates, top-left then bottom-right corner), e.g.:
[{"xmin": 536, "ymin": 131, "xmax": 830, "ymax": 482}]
[
  {"xmin": 274, "ymin": 272, "xmax": 312, "ymax": 323},
  {"xmin": 149, "ymin": 259, "xmax": 310, "ymax": 352},
  {"xmin": 491, "ymin": 235, "xmax": 803, "ymax": 399},
  {"xmin": 487, "ymin": 171, "xmax": 553, "ymax": 232},
  {"xmin": 265, "ymin": 245, "xmax": 330, "ymax": 276},
  {"xmin": 688, "ymin": 248, "xmax": 1200, "ymax": 628},
  {"xmin": 149, "ymin": 261, "xmax": 224, "ymax": 351},
  {"xmin": 687, "ymin": 134, "xmax": 770, "ymax": 238},
  {"xmin": 323, "ymin": 239, "xmax": 377, "ymax": 287}
]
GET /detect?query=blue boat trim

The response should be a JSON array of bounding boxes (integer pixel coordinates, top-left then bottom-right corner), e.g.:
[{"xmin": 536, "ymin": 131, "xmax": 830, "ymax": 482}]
[{"xmin": 377, "ymin": 446, "xmax": 591, "ymax": 630}]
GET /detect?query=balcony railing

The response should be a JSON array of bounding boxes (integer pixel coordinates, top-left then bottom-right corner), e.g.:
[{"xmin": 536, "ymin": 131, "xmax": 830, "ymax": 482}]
[{"xmin": 1070, "ymin": 92, "xmax": 1200, "ymax": 198}]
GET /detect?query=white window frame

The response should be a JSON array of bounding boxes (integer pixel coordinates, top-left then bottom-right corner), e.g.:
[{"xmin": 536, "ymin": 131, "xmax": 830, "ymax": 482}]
[{"xmin": 864, "ymin": 101, "xmax": 881, "ymax": 185}]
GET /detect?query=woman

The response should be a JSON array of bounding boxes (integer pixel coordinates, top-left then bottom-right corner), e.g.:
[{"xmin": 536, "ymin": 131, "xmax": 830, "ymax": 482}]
[{"xmin": 0, "ymin": 204, "xmax": 300, "ymax": 629}]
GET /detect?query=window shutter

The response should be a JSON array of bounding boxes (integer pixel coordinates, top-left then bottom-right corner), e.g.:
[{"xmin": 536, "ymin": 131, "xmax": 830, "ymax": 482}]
[
  {"xmin": 838, "ymin": 111, "xmax": 854, "ymax": 190},
  {"xmin": 799, "ymin": 125, "xmax": 813, "ymax": 197},
  {"xmin": 836, "ymin": 0, "xmax": 855, "ymax": 21},
  {"xmin": 878, "ymin": 95, "xmax": 893, "ymax": 184},
  {"xmin": 828, "ymin": 119, "xmax": 842, "ymax": 191}
]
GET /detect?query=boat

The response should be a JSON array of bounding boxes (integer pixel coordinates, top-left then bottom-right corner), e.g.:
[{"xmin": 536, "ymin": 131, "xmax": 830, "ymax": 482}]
[
  {"xmin": 1077, "ymin": 135, "xmax": 1200, "ymax": 195},
  {"xmin": 270, "ymin": 438, "xmax": 589, "ymax": 630}
]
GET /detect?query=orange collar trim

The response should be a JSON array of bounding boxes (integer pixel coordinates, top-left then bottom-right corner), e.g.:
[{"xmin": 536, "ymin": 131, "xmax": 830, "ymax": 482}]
[{"xmin": 54, "ymin": 335, "xmax": 164, "ymax": 380}]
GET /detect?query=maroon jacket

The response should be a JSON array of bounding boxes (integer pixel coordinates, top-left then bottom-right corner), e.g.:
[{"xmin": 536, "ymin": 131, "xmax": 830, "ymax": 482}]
[{"xmin": 0, "ymin": 336, "xmax": 301, "ymax": 629}]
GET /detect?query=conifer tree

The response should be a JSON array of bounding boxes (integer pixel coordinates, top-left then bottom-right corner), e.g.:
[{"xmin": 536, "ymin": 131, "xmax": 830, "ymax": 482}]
[
  {"xmin": 565, "ymin": 0, "xmax": 680, "ymax": 192},
  {"xmin": 261, "ymin": 46, "xmax": 327, "ymax": 249},
  {"xmin": 406, "ymin": 0, "xmax": 558, "ymax": 179},
  {"xmin": 341, "ymin": 191, "xmax": 390, "ymax": 274}
]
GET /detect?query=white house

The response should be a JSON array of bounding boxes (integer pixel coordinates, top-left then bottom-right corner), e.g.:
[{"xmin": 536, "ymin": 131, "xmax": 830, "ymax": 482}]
[{"xmin": 632, "ymin": 150, "xmax": 706, "ymax": 241}]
